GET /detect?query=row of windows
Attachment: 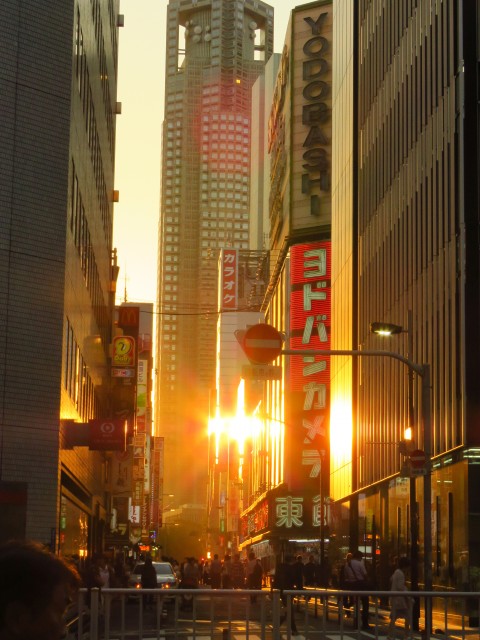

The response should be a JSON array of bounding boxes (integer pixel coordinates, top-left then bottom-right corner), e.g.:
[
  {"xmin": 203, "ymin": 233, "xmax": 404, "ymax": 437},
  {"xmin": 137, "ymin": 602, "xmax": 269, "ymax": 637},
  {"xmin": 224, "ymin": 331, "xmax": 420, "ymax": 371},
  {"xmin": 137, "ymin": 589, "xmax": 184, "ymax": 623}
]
[
  {"xmin": 200, "ymin": 201, "xmax": 247, "ymax": 211},
  {"xmin": 200, "ymin": 135, "xmax": 248, "ymax": 145},
  {"xmin": 201, "ymin": 229, "xmax": 247, "ymax": 237},
  {"xmin": 203, "ymin": 211, "xmax": 248, "ymax": 220},
  {"xmin": 165, "ymin": 129, "xmax": 182, "ymax": 140},
  {"xmin": 201, "ymin": 150, "xmax": 249, "ymax": 160},
  {"xmin": 202, "ymin": 123, "xmax": 250, "ymax": 138},
  {"xmin": 201, "ymin": 220, "xmax": 248, "ymax": 229},
  {"xmin": 201, "ymin": 240, "xmax": 248, "ymax": 249},
  {"xmin": 70, "ymin": 160, "xmax": 110, "ymax": 351},
  {"xmin": 107, "ymin": 0, "xmax": 119, "ymax": 71},
  {"xmin": 166, "ymin": 120, "xmax": 184, "ymax": 129},
  {"xmin": 90, "ymin": 0, "xmax": 115, "ymax": 157},
  {"xmin": 75, "ymin": 9, "xmax": 112, "ymax": 247},
  {"xmin": 203, "ymin": 113, "xmax": 249, "ymax": 125},
  {"xmin": 201, "ymin": 191, "xmax": 248, "ymax": 200},
  {"xmin": 201, "ymin": 172, "xmax": 249, "ymax": 183},
  {"xmin": 64, "ymin": 317, "xmax": 102, "ymax": 421},
  {"xmin": 166, "ymin": 94, "xmax": 185, "ymax": 104},
  {"xmin": 200, "ymin": 160, "xmax": 250, "ymax": 172}
]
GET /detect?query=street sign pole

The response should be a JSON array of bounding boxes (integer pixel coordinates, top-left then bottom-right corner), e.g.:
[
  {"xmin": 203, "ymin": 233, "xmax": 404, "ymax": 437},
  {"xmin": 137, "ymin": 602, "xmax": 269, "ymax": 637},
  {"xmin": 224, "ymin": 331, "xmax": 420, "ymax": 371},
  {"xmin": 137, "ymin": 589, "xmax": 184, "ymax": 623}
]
[{"xmin": 282, "ymin": 346, "xmax": 432, "ymax": 634}]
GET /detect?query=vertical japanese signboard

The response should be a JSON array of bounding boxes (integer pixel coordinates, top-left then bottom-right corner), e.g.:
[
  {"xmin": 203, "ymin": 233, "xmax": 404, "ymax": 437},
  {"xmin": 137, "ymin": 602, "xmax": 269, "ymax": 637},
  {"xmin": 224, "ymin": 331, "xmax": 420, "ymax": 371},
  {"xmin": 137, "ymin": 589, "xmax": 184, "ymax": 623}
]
[
  {"xmin": 219, "ymin": 248, "xmax": 238, "ymax": 310},
  {"xmin": 288, "ymin": 240, "xmax": 331, "ymax": 492},
  {"xmin": 292, "ymin": 4, "xmax": 333, "ymax": 229}
]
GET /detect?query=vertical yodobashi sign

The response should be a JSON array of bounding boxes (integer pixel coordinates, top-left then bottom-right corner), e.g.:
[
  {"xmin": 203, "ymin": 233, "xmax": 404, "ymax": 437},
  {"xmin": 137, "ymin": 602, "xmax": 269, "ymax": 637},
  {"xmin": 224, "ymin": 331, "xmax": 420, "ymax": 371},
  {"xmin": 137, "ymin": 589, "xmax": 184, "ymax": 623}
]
[
  {"xmin": 292, "ymin": 4, "xmax": 332, "ymax": 229},
  {"xmin": 219, "ymin": 248, "xmax": 238, "ymax": 310},
  {"xmin": 288, "ymin": 241, "xmax": 331, "ymax": 492}
]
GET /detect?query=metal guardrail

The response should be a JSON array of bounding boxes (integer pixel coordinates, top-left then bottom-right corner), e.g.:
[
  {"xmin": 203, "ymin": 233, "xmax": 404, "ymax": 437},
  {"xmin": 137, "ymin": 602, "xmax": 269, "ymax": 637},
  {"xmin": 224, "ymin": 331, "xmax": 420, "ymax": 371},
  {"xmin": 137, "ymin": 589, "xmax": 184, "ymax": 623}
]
[{"xmin": 71, "ymin": 587, "xmax": 480, "ymax": 640}]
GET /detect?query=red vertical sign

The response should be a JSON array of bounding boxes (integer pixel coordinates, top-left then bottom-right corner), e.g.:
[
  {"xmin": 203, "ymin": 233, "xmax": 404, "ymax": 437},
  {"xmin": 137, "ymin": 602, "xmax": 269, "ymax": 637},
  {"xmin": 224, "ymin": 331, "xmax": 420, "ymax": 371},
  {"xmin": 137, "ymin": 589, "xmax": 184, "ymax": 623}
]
[{"xmin": 288, "ymin": 241, "xmax": 331, "ymax": 492}]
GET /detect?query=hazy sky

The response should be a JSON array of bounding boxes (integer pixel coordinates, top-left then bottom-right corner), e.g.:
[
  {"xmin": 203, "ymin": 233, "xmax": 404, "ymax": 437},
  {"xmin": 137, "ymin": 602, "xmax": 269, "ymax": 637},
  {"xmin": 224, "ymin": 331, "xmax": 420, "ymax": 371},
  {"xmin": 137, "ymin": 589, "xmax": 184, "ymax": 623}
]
[{"xmin": 113, "ymin": 0, "xmax": 297, "ymax": 305}]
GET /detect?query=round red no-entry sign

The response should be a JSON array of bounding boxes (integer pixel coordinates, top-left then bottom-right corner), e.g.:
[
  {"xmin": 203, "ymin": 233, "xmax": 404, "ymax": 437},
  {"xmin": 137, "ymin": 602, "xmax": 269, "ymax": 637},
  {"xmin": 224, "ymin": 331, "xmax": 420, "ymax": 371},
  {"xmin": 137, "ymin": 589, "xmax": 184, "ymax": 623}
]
[
  {"xmin": 409, "ymin": 449, "xmax": 426, "ymax": 468},
  {"xmin": 242, "ymin": 324, "xmax": 283, "ymax": 364}
]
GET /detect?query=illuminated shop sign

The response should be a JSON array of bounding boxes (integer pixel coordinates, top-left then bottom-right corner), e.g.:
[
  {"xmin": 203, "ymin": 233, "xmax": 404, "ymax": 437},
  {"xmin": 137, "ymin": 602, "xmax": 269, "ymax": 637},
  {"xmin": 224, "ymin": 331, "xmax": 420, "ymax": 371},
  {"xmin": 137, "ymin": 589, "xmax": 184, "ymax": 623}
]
[
  {"xmin": 112, "ymin": 335, "xmax": 135, "ymax": 367},
  {"xmin": 241, "ymin": 498, "xmax": 269, "ymax": 538},
  {"xmin": 219, "ymin": 248, "xmax": 238, "ymax": 310},
  {"xmin": 275, "ymin": 495, "xmax": 324, "ymax": 528},
  {"xmin": 118, "ymin": 306, "xmax": 140, "ymax": 330},
  {"xmin": 292, "ymin": 5, "xmax": 332, "ymax": 229},
  {"xmin": 240, "ymin": 493, "xmax": 323, "ymax": 539},
  {"xmin": 288, "ymin": 241, "xmax": 331, "ymax": 492}
]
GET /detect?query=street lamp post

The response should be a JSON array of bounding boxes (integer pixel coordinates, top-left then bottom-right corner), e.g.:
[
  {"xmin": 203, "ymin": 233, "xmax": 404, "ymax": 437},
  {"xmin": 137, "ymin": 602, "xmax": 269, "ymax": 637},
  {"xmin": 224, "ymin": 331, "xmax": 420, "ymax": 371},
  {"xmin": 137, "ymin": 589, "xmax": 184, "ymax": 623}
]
[
  {"xmin": 370, "ymin": 313, "xmax": 420, "ymax": 630},
  {"xmin": 281, "ymin": 346, "xmax": 432, "ymax": 635}
]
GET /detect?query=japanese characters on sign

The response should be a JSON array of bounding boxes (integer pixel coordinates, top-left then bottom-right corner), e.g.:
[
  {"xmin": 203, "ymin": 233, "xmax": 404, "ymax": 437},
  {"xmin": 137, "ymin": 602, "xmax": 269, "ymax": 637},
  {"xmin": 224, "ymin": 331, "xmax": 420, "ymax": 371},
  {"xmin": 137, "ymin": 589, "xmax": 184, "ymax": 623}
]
[
  {"xmin": 240, "ymin": 492, "xmax": 325, "ymax": 539},
  {"xmin": 275, "ymin": 494, "xmax": 325, "ymax": 529},
  {"xmin": 241, "ymin": 499, "xmax": 269, "ymax": 538},
  {"xmin": 288, "ymin": 241, "xmax": 331, "ymax": 492},
  {"xmin": 219, "ymin": 248, "xmax": 238, "ymax": 310}
]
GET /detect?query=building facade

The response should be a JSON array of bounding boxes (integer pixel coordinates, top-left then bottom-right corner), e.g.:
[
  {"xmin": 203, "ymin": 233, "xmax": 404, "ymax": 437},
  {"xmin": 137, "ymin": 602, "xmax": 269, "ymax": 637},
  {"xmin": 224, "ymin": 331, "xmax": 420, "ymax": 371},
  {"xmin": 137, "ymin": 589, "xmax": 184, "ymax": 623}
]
[
  {"xmin": 0, "ymin": 0, "xmax": 121, "ymax": 554},
  {"xmin": 238, "ymin": 1, "xmax": 334, "ymax": 572},
  {"xmin": 331, "ymin": 0, "xmax": 480, "ymax": 595},
  {"xmin": 156, "ymin": 0, "xmax": 274, "ymax": 504},
  {"xmin": 108, "ymin": 303, "xmax": 158, "ymax": 554}
]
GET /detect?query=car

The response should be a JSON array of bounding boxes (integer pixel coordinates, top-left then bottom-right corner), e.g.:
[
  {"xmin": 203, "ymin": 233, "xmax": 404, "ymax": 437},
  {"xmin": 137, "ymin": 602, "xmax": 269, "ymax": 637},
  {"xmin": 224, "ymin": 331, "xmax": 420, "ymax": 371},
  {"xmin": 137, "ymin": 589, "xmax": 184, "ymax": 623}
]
[{"xmin": 128, "ymin": 561, "xmax": 179, "ymax": 592}]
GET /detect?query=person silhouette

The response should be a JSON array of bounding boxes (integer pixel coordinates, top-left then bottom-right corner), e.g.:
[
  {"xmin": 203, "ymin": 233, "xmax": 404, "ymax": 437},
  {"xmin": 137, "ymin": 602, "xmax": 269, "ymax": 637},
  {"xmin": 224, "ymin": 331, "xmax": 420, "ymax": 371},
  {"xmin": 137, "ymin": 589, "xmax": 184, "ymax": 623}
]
[{"xmin": 0, "ymin": 540, "xmax": 80, "ymax": 640}]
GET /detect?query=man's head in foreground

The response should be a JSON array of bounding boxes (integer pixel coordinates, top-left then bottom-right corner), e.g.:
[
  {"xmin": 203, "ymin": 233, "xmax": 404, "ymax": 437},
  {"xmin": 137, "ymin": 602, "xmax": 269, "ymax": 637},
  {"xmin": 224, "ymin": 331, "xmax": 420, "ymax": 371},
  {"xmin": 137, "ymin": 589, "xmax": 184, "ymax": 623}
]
[{"xmin": 0, "ymin": 540, "xmax": 81, "ymax": 640}]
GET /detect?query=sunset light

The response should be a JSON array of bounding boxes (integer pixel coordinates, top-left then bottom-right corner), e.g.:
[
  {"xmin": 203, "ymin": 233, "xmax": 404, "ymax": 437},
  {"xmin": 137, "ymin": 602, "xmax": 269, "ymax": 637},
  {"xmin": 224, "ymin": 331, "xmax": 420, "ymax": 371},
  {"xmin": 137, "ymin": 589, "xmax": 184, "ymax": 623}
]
[{"xmin": 208, "ymin": 379, "xmax": 263, "ymax": 477}]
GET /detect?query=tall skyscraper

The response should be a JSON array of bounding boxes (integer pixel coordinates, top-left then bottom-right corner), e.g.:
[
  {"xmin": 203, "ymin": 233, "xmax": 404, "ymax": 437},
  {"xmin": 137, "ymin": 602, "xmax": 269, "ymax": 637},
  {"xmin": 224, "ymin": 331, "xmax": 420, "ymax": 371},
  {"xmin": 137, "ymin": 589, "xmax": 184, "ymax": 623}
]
[
  {"xmin": 0, "ymin": 0, "xmax": 120, "ymax": 551},
  {"xmin": 156, "ymin": 0, "xmax": 274, "ymax": 503}
]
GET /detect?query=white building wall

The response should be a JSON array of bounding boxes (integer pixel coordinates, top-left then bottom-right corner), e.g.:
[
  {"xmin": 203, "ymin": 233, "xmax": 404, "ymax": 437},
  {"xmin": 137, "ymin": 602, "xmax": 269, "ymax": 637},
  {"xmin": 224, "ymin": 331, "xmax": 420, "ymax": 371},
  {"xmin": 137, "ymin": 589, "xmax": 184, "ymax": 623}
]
[{"xmin": 217, "ymin": 312, "xmax": 263, "ymax": 415}]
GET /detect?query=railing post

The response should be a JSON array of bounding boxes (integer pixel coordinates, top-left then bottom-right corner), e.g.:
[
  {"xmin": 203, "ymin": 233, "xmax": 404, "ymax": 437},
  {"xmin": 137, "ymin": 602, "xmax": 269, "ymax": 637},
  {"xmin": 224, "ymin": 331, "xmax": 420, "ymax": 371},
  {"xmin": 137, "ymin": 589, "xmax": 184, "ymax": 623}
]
[
  {"xmin": 90, "ymin": 588, "xmax": 99, "ymax": 640},
  {"xmin": 78, "ymin": 590, "xmax": 85, "ymax": 640},
  {"xmin": 271, "ymin": 589, "xmax": 281, "ymax": 640}
]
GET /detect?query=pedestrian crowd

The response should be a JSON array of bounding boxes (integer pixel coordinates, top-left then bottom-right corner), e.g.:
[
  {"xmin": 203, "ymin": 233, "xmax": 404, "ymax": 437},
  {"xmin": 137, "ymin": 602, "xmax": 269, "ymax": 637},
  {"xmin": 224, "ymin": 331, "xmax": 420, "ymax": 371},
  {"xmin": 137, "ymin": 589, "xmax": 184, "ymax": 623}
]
[{"xmin": 0, "ymin": 538, "xmax": 414, "ymax": 640}]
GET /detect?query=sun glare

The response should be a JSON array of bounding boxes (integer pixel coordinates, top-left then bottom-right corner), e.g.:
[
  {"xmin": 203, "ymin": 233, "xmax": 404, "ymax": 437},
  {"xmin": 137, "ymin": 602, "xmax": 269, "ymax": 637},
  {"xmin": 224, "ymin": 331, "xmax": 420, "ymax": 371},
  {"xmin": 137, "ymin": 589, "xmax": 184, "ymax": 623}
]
[
  {"xmin": 330, "ymin": 398, "xmax": 353, "ymax": 464},
  {"xmin": 208, "ymin": 380, "xmax": 263, "ymax": 477}
]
